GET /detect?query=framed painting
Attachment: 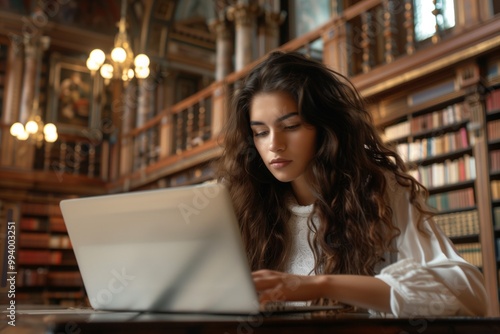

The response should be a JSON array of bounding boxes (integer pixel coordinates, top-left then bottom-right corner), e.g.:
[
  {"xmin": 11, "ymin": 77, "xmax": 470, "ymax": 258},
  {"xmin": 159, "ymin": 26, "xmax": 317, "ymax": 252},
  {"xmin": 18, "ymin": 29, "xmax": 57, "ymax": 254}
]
[{"xmin": 47, "ymin": 54, "xmax": 101, "ymax": 134}]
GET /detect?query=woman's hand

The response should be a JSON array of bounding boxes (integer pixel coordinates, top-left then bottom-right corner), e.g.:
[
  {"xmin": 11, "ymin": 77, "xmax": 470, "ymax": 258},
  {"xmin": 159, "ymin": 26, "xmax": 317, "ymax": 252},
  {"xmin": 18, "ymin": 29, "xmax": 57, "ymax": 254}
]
[
  {"xmin": 252, "ymin": 269, "xmax": 327, "ymax": 304},
  {"xmin": 252, "ymin": 269, "xmax": 392, "ymax": 313}
]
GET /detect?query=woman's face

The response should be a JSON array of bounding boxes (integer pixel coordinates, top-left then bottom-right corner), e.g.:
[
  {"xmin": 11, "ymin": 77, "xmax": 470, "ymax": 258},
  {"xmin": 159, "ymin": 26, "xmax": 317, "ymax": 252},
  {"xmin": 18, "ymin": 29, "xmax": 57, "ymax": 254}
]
[{"xmin": 249, "ymin": 91, "xmax": 317, "ymax": 185}]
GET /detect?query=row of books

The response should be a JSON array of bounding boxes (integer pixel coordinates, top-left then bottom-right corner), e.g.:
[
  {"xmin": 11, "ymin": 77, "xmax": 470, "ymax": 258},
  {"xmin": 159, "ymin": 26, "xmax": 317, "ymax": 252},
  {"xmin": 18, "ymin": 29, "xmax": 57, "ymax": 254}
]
[
  {"xmin": 493, "ymin": 207, "xmax": 500, "ymax": 229},
  {"xmin": 18, "ymin": 250, "xmax": 63, "ymax": 265},
  {"xmin": 427, "ymin": 187, "xmax": 475, "ymax": 212},
  {"xmin": 410, "ymin": 103, "xmax": 468, "ymax": 134},
  {"xmin": 455, "ymin": 243, "xmax": 482, "ymax": 267},
  {"xmin": 20, "ymin": 217, "xmax": 49, "ymax": 231},
  {"xmin": 397, "ymin": 127, "xmax": 469, "ymax": 163},
  {"xmin": 47, "ymin": 271, "xmax": 83, "ymax": 287},
  {"xmin": 486, "ymin": 89, "xmax": 500, "ymax": 113},
  {"xmin": 382, "ymin": 103, "xmax": 467, "ymax": 142},
  {"xmin": 490, "ymin": 180, "xmax": 500, "ymax": 200},
  {"xmin": 490, "ymin": 150, "xmax": 500, "ymax": 172},
  {"xmin": 488, "ymin": 119, "xmax": 500, "ymax": 142},
  {"xmin": 20, "ymin": 216, "xmax": 67, "ymax": 232},
  {"xmin": 408, "ymin": 154, "xmax": 476, "ymax": 188},
  {"xmin": 50, "ymin": 216, "xmax": 67, "ymax": 233},
  {"xmin": 19, "ymin": 233, "xmax": 72, "ymax": 249},
  {"xmin": 16, "ymin": 267, "xmax": 48, "ymax": 287},
  {"xmin": 17, "ymin": 250, "xmax": 76, "ymax": 266},
  {"xmin": 434, "ymin": 210, "xmax": 480, "ymax": 238},
  {"xmin": 21, "ymin": 202, "xmax": 62, "ymax": 216}
]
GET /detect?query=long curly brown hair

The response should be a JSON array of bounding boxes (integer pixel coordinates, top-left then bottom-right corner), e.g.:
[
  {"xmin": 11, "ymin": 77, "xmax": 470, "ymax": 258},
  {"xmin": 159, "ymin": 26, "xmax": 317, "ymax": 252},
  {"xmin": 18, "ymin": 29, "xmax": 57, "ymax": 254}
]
[{"xmin": 216, "ymin": 51, "xmax": 432, "ymax": 278}]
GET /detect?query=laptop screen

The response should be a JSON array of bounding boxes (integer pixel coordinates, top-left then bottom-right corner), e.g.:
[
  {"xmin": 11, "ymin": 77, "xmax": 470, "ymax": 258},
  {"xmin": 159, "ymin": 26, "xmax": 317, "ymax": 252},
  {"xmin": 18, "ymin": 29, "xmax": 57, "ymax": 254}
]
[{"xmin": 60, "ymin": 183, "xmax": 260, "ymax": 314}]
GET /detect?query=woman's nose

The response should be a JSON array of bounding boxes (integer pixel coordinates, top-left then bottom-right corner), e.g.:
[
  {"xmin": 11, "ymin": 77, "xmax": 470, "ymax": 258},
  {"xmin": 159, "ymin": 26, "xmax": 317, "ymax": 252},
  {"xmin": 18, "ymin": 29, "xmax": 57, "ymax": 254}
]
[{"xmin": 269, "ymin": 132, "xmax": 285, "ymax": 152}]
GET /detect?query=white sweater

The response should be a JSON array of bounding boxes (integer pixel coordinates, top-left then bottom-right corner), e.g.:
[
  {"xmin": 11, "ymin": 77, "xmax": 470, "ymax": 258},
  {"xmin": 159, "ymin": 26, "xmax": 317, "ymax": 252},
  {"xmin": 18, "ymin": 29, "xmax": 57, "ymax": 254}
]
[{"xmin": 285, "ymin": 175, "xmax": 488, "ymax": 317}]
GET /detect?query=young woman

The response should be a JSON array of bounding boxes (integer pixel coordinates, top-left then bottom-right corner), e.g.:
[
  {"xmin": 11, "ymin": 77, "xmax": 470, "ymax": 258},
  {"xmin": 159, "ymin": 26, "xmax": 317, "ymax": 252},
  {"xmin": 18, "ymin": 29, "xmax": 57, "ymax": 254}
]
[{"xmin": 215, "ymin": 51, "xmax": 487, "ymax": 317}]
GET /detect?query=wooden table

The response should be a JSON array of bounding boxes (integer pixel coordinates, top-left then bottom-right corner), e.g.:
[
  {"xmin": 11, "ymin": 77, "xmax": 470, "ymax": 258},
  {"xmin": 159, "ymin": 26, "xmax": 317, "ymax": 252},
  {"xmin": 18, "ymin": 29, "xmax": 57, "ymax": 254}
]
[{"xmin": 3, "ymin": 306, "xmax": 500, "ymax": 334}]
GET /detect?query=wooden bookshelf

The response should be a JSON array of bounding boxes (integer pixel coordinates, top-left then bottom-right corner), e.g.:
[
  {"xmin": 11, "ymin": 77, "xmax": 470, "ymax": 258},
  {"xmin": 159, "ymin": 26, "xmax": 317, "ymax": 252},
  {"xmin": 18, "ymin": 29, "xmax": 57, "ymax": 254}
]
[
  {"xmin": 16, "ymin": 201, "xmax": 85, "ymax": 307},
  {"xmin": 486, "ymin": 66, "xmax": 500, "ymax": 305},
  {"xmin": 382, "ymin": 102, "xmax": 479, "ymax": 224},
  {"xmin": 377, "ymin": 65, "xmax": 497, "ymax": 277}
]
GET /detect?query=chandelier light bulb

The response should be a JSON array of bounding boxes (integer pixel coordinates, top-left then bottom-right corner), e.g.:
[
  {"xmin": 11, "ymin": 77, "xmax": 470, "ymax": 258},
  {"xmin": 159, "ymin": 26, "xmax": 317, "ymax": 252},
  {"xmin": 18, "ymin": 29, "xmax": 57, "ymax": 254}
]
[
  {"xmin": 10, "ymin": 122, "xmax": 24, "ymax": 137},
  {"xmin": 136, "ymin": 67, "xmax": 150, "ymax": 79},
  {"xmin": 25, "ymin": 120, "xmax": 39, "ymax": 134},
  {"xmin": 86, "ymin": 57, "xmax": 101, "ymax": 71},
  {"xmin": 111, "ymin": 47, "xmax": 127, "ymax": 63},
  {"xmin": 127, "ymin": 68, "xmax": 135, "ymax": 79},
  {"xmin": 121, "ymin": 71, "xmax": 129, "ymax": 81},
  {"xmin": 17, "ymin": 129, "xmax": 29, "ymax": 140},
  {"xmin": 89, "ymin": 49, "xmax": 106, "ymax": 66},
  {"xmin": 43, "ymin": 123, "xmax": 57, "ymax": 136},
  {"xmin": 100, "ymin": 63, "xmax": 114, "ymax": 79},
  {"xmin": 134, "ymin": 54, "xmax": 150, "ymax": 68},
  {"xmin": 45, "ymin": 131, "xmax": 58, "ymax": 143}
]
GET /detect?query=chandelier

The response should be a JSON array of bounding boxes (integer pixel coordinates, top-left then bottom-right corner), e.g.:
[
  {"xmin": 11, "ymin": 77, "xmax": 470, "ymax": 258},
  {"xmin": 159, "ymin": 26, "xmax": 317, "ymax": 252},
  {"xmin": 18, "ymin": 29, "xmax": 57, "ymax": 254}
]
[
  {"xmin": 86, "ymin": 0, "xmax": 150, "ymax": 83},
  {"xmin": 10, "ymin": 35, "xmax": 57, "ymax": 146},
  {"xmin": 10, "ymin": 115, "xmax": 58, "ymax": 145}
]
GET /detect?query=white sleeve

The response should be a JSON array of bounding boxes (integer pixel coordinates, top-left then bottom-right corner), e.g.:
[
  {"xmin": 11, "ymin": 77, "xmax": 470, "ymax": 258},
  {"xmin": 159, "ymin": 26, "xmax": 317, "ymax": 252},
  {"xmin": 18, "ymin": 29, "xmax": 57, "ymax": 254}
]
[{"xmin": 374, "ymin": 179, "xmax": 488, "ymax": 317}]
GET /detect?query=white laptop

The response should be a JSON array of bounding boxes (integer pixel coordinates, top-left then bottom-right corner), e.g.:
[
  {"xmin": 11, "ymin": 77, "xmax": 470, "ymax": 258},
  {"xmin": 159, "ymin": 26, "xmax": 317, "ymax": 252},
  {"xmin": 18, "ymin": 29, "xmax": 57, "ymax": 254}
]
[{"xmin": 60, "ymin": 182, "xmax": 347, "ymax": 314}]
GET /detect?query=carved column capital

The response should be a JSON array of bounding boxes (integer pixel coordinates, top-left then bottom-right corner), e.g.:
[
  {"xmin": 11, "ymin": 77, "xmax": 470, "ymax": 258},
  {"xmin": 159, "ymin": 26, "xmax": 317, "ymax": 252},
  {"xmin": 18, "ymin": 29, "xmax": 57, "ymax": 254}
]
[
  {"xmin": 208, "ymin": 18, "xmax": 232, "ymax": 40},
  {"xmin": 465, "ymin": 84, "xmax": 486, "ymax": 138},
  {"xmin": 263, "ymin": 10, "xmax": 286, "ymax": 29},
  {"xmin": 227, "ymin": 3, "xmax": 260, "ymax": 27},
  {"xmin": 23, "ymin": 35, "xmax": 50, "ymax": 58}
]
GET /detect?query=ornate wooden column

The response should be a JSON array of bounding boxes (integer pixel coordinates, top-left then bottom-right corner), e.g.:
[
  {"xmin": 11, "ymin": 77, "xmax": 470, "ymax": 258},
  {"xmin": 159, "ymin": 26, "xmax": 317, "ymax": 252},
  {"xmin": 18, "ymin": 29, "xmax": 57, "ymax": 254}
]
[
  {"xmin": 13, "ymin": 35, "xmax": 48, "ymax": 169},
  {"xmin": 460, "ymin": 63, "xmax": 500, "ymax": 316},
  {"xmin": 227, "ymin": 1, "xmax": 260, "ymax": 71},
  {"xmin": 119, "ymin": 82, "xmax": 136, "ymax": 177},
  {"xmin": 209, "ymin": 16, "xmax": 233, "ymax": 81},
  {"xmin": 257, "ymin": 0, "xmax": 285, "ymax": 57},
  {"xmin": 134, "ymin": 79, "xmax": 153, "ymax": 171},
  {"xmin": 0, "ymin": 38, "xmax": 23, "ymax": 167},
  {"xmin": 19, "ymin": 36, "xmax": 38, "ymax": 124}
]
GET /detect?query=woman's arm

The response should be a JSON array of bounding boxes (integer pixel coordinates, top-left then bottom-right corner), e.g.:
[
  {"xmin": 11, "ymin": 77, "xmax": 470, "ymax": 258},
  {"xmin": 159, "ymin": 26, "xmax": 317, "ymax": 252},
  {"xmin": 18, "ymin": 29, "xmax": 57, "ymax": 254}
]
[
  {"xmin": 375, "ymin": 175, "xmax": 487, "ymax": 317},
  {"xmin": 253, "ymin": 269, "xmax": 391, "ymax": 313}
]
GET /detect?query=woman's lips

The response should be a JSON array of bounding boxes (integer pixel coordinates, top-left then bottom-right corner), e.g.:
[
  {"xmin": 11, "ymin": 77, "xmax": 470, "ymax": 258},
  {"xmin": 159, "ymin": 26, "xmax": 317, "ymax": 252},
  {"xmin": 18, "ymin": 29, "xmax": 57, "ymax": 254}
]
[{"xmin": 270, "ymin": 159, "xmax": 292, "ymax": 169}]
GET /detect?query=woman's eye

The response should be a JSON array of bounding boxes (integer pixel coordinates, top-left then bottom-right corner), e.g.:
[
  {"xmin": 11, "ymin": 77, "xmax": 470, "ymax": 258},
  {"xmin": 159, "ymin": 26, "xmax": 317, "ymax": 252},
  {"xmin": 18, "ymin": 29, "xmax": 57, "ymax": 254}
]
[
  {"xmin": 253, "ymin": 131, "xmax": 268, "ymax": 137},
  {"xmin": 284, "ymin": 124, "xmax": 300, "ymax": 130}
]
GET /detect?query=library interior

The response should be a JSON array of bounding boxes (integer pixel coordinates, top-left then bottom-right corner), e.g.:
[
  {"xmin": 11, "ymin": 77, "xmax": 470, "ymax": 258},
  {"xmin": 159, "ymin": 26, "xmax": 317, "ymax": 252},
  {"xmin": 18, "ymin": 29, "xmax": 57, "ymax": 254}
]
[{"xmin": 1, "ymin": 0, "xmax": 500, "ymax": 332}]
